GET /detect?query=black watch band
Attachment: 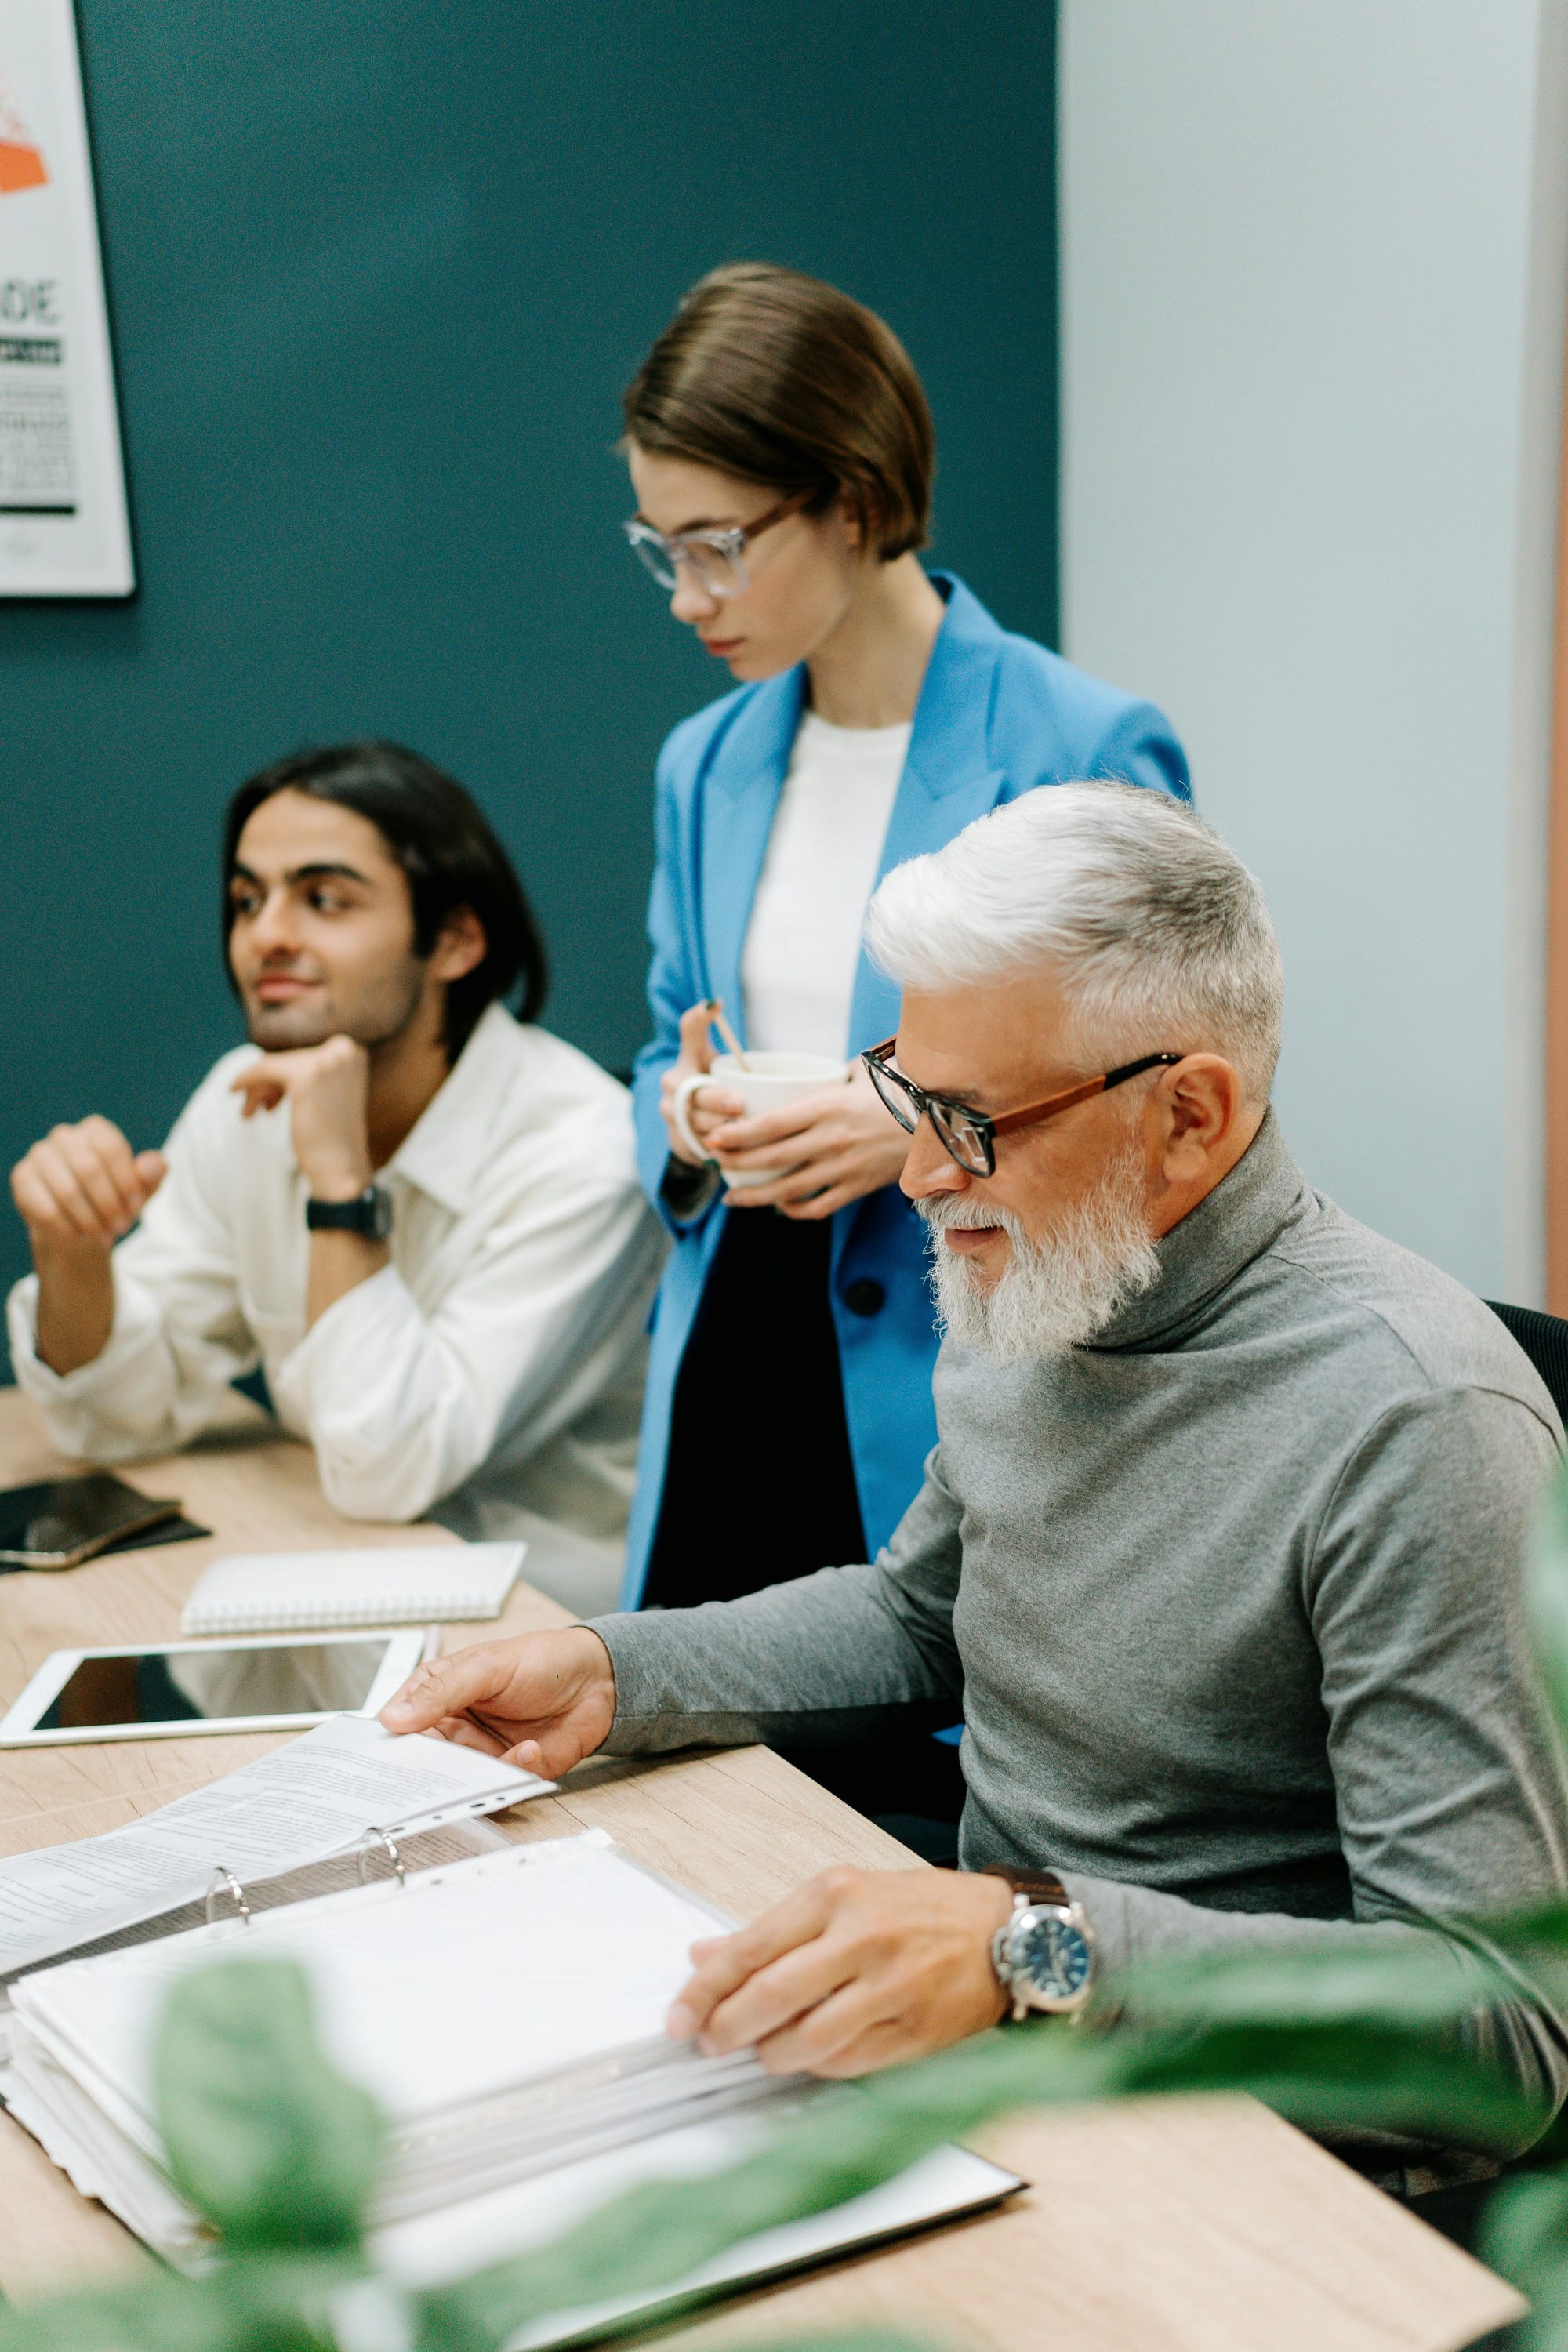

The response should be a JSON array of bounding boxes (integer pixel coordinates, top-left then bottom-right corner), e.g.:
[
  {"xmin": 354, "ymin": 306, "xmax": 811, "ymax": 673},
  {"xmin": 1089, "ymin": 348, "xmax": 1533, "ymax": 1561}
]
[{"xmin": 306, "ymin": 1184, "xmax": 392, "ymax": 1240}]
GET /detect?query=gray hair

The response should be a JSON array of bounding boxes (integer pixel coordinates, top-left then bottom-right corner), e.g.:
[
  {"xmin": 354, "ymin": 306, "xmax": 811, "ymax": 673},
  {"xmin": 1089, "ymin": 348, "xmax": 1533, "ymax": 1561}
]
[{"xmin": 864, "ymin": 782, "xmax": 1283, "ymax": 1102}]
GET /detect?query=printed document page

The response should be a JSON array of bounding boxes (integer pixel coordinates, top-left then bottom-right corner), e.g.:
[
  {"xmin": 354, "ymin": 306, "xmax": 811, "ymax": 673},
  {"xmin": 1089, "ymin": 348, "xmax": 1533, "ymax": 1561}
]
[{"xmin": 0, "ymin": 1715, "xmax": 551, "ymax": 1975}]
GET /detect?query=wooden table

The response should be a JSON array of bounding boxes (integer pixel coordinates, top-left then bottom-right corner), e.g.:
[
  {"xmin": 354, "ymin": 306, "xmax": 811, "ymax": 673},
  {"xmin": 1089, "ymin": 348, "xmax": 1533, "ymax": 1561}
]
[{"xmin": 0, "ymin": 1391, "xmax": 1524, "ymax": 2350}]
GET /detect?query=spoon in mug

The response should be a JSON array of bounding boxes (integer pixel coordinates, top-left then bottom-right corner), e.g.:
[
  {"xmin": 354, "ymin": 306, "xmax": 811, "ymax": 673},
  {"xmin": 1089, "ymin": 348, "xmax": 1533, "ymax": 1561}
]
[{"xmin": 706, "ymin": 1000, "xmax": 753, "ymax": 1073}]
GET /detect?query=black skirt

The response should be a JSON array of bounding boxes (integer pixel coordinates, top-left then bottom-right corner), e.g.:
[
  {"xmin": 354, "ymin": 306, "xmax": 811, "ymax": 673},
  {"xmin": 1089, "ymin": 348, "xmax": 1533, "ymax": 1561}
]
[
  {"xmin": 643, "ymin": 1207, "xmax": 866, "ymax": 1607},
  {"xmin": 643, "ymin": 1203, "xmax": 966, "ymax": 1854}
]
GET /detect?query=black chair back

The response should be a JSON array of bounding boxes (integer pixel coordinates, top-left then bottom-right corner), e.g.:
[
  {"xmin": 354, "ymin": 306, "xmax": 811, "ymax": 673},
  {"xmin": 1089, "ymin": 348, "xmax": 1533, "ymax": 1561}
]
[{"xmin": 1486, "ymin": 1301, "xmax": 1568, "ymax": 1427}]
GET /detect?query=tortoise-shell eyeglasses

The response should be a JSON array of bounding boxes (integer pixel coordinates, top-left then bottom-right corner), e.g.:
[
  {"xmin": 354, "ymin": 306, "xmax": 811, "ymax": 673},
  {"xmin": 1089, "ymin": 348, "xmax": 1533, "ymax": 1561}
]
[{"xmin": 862, "ymin": 1037, "xmax": 1184, "ymax": 1178}]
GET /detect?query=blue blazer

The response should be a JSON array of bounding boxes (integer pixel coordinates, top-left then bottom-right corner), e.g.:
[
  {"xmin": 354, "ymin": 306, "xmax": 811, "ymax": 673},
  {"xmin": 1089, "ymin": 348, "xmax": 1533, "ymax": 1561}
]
[{"xmin": 622, "ymin": 575, "xmax": 1190, "ymax": 1606}]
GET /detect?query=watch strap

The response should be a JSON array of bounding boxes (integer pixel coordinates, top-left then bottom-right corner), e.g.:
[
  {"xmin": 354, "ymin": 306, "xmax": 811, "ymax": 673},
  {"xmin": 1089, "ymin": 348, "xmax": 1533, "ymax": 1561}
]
[
  {"xmin": 306, "ymin": 1185, "xmax": 390, "ymax": 1237},
  {"xmin": 982, "ymin": 1864, "xmax": 1072, "ymax": 1907}
]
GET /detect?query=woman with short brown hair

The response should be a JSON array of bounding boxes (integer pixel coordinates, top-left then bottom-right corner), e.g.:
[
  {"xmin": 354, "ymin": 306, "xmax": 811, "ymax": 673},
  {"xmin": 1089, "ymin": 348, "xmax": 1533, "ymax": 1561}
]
[
  {"xmin": 626, "ymin": 263, "xmax": 935, "ymax": 561},
  {"xmin": 619, "ymin": 264, "xmax": 1188, "ymax": 1835}
]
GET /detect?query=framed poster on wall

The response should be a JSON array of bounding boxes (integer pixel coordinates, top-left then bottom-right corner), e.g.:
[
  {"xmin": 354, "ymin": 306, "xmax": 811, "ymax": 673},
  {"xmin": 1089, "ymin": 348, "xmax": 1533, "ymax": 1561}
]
[{"xmin": 0, "ymin": 0, "xmax": 132, "ymax": 595}]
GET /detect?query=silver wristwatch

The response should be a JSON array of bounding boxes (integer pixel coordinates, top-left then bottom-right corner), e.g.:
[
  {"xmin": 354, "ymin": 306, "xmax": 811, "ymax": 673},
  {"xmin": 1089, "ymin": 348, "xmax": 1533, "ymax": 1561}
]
[{"xmin": 984, "ymin": 1867, "xmax": 1097, "ymax": 2020}]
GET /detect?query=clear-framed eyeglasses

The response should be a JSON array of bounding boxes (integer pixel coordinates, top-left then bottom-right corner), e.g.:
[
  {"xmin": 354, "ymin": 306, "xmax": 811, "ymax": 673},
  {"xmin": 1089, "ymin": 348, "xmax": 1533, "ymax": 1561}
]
[{"xmin": 622, "ymin": 495, "xmax": 800, "ymax": 599}]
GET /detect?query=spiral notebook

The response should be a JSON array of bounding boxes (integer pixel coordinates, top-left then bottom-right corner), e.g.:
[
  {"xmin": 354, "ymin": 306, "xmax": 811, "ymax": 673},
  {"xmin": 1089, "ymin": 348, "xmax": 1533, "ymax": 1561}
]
[{"xmin": 180, "ymin": 1544, "xmax": 526, "ymax": 1635}]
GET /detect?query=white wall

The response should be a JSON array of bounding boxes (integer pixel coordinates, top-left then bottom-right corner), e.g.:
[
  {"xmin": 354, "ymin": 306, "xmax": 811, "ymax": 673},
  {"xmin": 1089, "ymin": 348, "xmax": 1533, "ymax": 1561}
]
[{"xmin": 1059, "ymin": 0, "xmax": 1568, "ymax": 1300}]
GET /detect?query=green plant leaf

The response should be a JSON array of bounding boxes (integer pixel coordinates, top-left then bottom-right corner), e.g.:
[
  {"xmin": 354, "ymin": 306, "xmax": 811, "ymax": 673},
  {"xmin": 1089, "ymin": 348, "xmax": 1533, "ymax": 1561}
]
[
  {"xmin": 154, "ymin": 1958, "xmax": 383, "ymax": 2252},
  {"xmin": 0, "ymin": 2251, "xmax": 368, "ymax": 2352},
  {"xmin": 0, "ymin": 2276, "xmax": 219, "ymax": 2352},
  {"xmin": 1481, "ymin": 2165, "xmax": 1568, "ymax": 2352},
  {"xmin": 421, "ymin": 2014, "xmax": 1542, "ymax": 2350},
  {"xmin": 0, "ymin": 2007, "xmax": 1533, "ymax": 2352},
  {"xmin": 1481, "ymin": 2163, "xmax": 1568, "ymax": 2293},
  {"xmin": 1110, "ymin": 1928, "xmax": 1507, "ymax": 2028},
  {"xmin": 1530, "ymin": 1460, "xmax": 1568, "ymax": 1755}
]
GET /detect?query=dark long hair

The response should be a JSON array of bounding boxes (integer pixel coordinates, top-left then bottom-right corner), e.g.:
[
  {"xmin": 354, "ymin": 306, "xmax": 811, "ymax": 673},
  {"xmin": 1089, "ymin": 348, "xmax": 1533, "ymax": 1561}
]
[{"xmin": 222, "ymin": 741, "xmax": 548, "ymax": 1061}]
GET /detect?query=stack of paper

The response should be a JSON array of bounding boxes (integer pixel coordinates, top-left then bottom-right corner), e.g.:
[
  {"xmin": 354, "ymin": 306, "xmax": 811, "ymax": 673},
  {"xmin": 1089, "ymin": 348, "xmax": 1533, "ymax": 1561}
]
[
  {"xmin": 1, "ymin": 1831, "xmax": 1021, "ymax": 2330},
  {"xmin": 5, "ymin": 1835, "xmax": 764, "ymax": 2256}
]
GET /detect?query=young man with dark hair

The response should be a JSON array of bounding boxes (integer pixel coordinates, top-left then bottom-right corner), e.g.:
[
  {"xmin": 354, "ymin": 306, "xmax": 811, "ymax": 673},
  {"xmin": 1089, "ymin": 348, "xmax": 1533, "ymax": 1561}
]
[{"xmin": 8, "ymin": 744, "xmax": 664, "ymax": 1603}]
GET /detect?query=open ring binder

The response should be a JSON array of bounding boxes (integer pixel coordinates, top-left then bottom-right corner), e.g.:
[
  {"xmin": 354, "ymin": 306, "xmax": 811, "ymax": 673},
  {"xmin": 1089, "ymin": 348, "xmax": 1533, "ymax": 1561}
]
[
  {"xmin": 203, "ymin": 1867, "xmax": 250, "ymax": 1928},
  {"xmin": 202, "ymin": 1823, "xmax": 409, "ymax": 1927},
  {"xmin": 356, "ymin": 1828, "xmax": 408, "ymax": 1889},
  {"xmin": 5, "ymin": 1828, "xmax": 1025, "ymax": 2310}
]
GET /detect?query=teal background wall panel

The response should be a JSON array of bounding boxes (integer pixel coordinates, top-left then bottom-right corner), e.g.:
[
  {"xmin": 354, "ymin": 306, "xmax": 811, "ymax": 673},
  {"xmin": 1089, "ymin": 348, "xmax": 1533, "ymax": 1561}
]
[{"xmin": 0, "ymin": 0, "xmax": 1057, "ymax": 1319}]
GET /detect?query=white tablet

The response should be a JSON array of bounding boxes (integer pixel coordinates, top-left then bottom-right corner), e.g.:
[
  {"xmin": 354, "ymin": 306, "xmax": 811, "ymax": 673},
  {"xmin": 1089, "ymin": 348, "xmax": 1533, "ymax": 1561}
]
[{"xmin": 0, "ymin": 1630, "xmax": 430, "ymax": 1747}]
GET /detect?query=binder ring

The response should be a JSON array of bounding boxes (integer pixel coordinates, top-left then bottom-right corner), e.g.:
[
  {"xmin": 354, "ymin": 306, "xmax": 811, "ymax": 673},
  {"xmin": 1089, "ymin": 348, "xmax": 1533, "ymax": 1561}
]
[
  {"xmin": 205, "ymin": 1867, "xmax": 251, "ymax": 1928},
  {"xmin": 356, "ymin": 1828, "xmax": 408, "ymax": 1889}
]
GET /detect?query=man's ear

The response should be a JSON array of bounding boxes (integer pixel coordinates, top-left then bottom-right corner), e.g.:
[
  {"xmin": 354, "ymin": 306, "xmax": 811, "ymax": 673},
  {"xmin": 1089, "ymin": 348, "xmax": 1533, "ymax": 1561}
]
[
  {"xmin": 430, "ymin": 906, "xmax": 487, "ymax": 986},
  {"xmin": 1156, "ymin": 1054, "xmax": 1245, "ymax": 1182}
]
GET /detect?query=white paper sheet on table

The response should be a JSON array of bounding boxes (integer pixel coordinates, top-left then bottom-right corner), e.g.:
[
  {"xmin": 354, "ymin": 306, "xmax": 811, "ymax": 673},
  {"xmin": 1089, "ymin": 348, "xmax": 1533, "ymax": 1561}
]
[{"xmin": 0, "ymin": 1714, "xmax": 552, "ymax": 1976}]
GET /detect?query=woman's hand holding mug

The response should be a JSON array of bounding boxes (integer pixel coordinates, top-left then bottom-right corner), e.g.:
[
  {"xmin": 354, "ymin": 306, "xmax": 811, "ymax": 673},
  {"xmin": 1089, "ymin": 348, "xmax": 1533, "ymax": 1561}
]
[
  {"xmin": 662, "ymin": 1000, "xmax": 910, "ymax": 1214},
  {"xmin": 659, "ymin": 1001, "xmax": 746, "ymax": 1167},
  {"xmin": 708, "ymin": 1061, "xmax": 911, "ymax": 1219}
]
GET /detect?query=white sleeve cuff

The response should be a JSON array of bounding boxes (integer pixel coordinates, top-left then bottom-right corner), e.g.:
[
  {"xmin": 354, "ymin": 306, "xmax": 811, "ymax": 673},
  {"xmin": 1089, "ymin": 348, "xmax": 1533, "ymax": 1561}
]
[
  {"xmin": 7, "ymin": 1269, "xmax": 166, "ymax": 1403},
  {"xmin": 5, "ymin": 1268, "xmax": 185, "ymax": 1461}
]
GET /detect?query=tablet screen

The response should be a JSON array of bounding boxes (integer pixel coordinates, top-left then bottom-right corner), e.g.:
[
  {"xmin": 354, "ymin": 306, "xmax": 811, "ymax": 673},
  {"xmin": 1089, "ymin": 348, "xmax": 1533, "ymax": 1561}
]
[{"xmin": 35, "ymin": 1640, "xmax": 395, "ymax": 1731}]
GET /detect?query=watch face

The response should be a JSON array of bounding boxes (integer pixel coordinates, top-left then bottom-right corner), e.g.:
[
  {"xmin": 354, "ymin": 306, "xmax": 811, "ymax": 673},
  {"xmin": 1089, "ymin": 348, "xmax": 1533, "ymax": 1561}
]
[{"xmin": 1014, "ymin": 1908, "xmax": 1093, "ymax": 2003}]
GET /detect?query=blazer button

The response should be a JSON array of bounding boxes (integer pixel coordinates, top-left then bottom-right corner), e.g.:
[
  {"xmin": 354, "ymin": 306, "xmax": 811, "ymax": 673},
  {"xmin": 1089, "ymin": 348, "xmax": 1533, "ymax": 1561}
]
[{"xmin": 844, "ymin": 1278, "xmax": 886, "ymax": 1317}]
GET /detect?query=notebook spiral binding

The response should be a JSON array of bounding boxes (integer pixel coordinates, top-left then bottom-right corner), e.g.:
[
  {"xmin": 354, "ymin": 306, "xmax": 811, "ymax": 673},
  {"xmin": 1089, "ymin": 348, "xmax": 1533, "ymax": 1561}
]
[{"xmin": 202, "ymin": 1825, "xmax": 409, "ymax": 1928}]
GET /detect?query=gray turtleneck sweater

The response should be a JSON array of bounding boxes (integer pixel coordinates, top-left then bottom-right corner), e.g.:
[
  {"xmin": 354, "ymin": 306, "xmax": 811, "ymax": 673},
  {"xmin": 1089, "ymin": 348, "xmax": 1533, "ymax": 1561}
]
[{"xmin": 590, "ymin": 1116, "xmax": 1568, "ymax": 2123}]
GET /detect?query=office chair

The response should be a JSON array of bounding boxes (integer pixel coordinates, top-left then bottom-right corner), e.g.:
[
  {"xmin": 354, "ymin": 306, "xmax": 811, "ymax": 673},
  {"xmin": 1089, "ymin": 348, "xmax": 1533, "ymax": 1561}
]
[{"xmin": 1486, "ymin": 1300, "xmax": 1568, "ymax": 1426}]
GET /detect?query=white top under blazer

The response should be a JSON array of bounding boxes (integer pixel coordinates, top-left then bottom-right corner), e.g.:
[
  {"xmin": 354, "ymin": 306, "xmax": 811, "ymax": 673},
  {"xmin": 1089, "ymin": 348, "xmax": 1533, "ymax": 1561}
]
[{"xmin": 739, "ymin": 709, "xmax": 911, "ymax": 1059}]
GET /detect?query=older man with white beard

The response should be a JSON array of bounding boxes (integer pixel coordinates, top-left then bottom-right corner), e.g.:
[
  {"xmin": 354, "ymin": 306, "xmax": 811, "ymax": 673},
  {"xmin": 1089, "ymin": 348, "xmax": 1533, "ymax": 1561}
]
[{"xmin": 380, "ymin": 783, "xmax": 1568, "ymax": 2143}]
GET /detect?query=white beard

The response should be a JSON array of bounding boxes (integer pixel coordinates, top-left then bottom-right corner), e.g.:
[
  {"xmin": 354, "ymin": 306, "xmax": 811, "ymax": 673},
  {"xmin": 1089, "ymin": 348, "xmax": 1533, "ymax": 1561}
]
[{"xmin": 917, "ymin": 1140, "xmax": 1162, "ymax": 1363}]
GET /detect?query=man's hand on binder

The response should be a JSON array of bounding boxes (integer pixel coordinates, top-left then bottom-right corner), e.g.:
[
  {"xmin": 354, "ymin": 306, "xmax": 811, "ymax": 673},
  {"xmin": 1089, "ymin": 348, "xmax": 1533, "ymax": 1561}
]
[
  {"xmin": 379, "ymin": 1630, "xmax": 617, "ymax": 1778},
  {"xmin": 666, "ymin": 1866, "xmax": 1014, "ymax": 2077}
]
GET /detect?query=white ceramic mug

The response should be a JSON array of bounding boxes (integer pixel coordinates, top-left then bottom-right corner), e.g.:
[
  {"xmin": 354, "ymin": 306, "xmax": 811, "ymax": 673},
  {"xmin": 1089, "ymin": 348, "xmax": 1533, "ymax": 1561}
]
[{"xmin": 671, "ymin": 1051, "xmax": 851, "ymax": 1188}]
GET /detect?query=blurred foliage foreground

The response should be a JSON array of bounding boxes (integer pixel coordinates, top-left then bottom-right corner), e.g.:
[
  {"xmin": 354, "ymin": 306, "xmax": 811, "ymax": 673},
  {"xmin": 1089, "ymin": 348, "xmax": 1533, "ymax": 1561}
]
[{"xmin": 15, "ymin": 1475, "xmax": 1568, "ymax": 2349}]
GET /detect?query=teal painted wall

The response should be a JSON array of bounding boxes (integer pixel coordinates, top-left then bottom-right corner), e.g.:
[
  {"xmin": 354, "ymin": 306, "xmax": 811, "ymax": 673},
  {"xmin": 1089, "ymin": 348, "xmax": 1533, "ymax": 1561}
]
[{"xmin": 0, "ymin": 0, "xmax": 1057, "ymax": 1315}]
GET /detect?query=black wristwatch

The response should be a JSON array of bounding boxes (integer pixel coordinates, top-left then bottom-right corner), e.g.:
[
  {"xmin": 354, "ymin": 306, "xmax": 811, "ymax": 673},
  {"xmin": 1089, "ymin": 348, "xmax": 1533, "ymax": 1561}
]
[{"xmin": 305, "ymin": 1184, "xmax": 392, "ymax": 1240}]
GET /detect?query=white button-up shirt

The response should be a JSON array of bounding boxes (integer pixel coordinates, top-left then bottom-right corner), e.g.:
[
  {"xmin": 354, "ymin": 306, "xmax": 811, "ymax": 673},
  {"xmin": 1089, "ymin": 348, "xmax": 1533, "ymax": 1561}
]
[{"xmin": 7, "ymin": 1004, "xmax": 666, "ymax": 1548}]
